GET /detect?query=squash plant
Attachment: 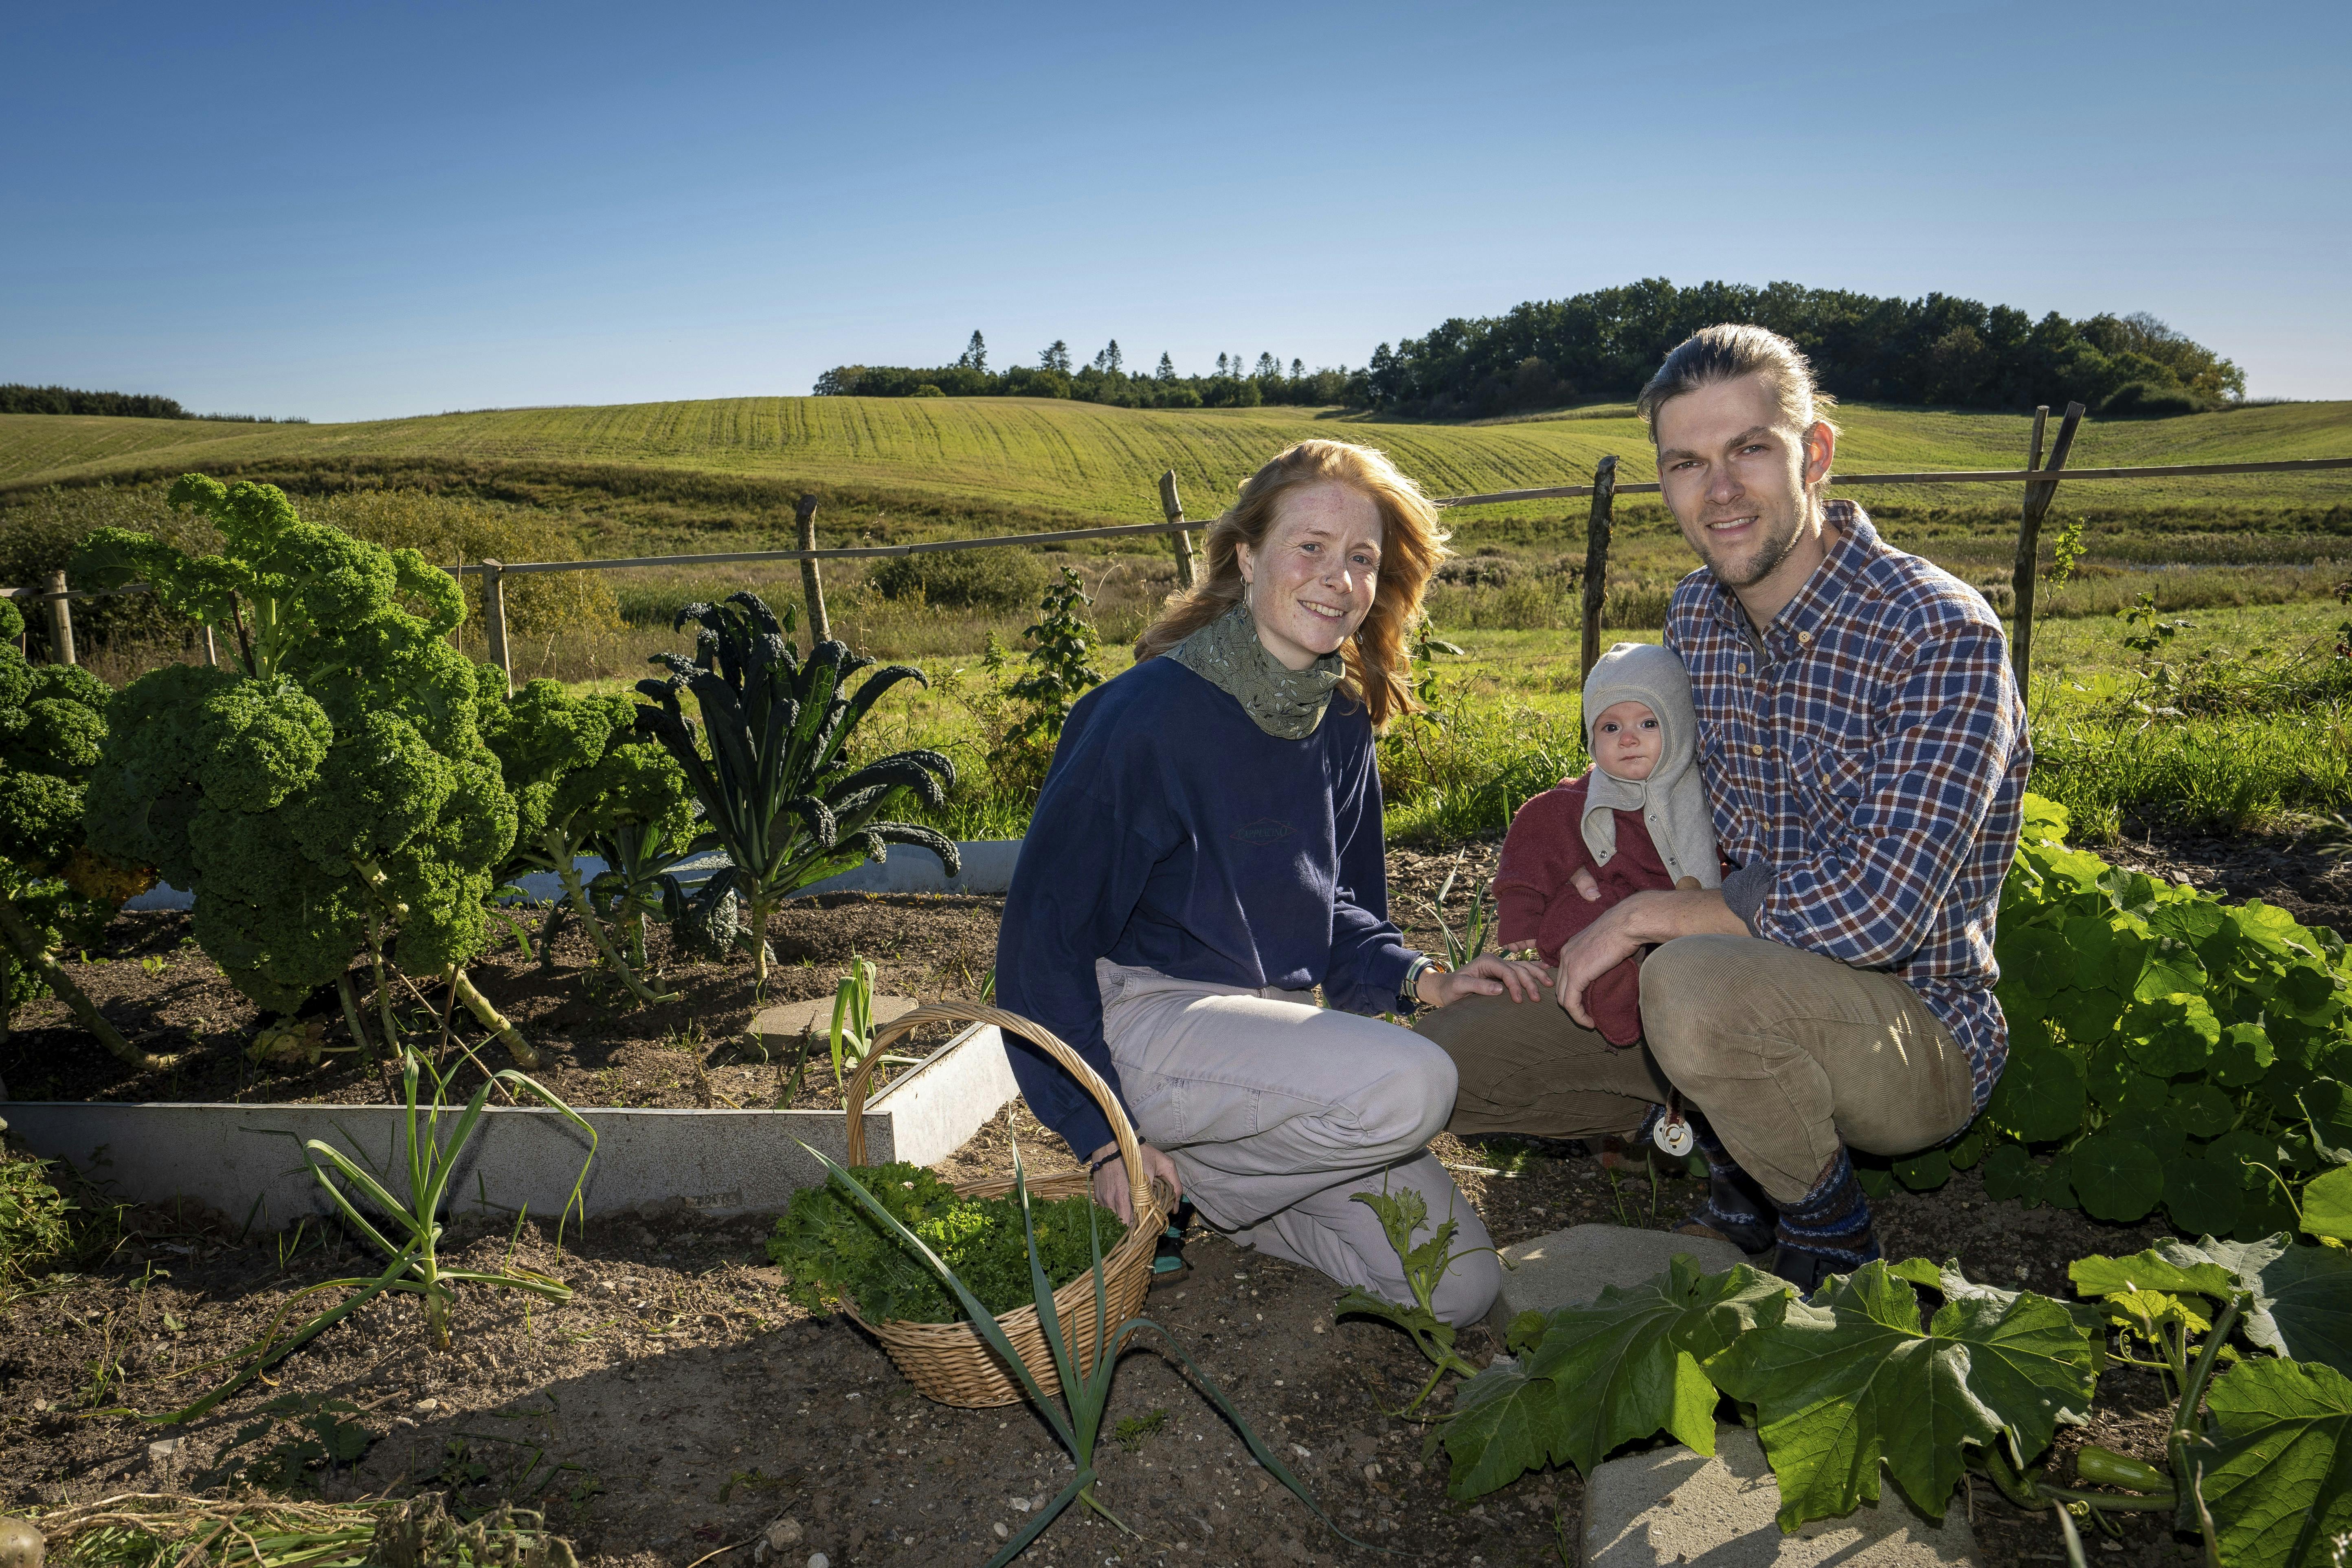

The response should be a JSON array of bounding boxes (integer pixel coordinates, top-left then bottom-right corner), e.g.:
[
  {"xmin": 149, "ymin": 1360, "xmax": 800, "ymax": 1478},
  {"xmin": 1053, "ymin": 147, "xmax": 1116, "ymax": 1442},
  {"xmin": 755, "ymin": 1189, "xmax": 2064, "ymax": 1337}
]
[
  {"xmin": 633, "ymin": 593, "xmax": 957, "ymax": 987},
  {"xmin": 1413, "ymin": 1238, "xmax": 2348, "ymax": 1568},
  {"xmin": 1873, "ymin": 793, "xmax": 2352, "ymax": 1235}
]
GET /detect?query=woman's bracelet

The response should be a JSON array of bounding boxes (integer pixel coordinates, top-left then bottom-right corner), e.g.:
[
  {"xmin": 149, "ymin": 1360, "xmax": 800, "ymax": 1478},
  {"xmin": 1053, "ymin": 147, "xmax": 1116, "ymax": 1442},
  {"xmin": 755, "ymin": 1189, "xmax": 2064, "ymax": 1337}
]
[{"xmin": 1401, "ymin": 955, "xmax": 1448, "ymax": 1009}]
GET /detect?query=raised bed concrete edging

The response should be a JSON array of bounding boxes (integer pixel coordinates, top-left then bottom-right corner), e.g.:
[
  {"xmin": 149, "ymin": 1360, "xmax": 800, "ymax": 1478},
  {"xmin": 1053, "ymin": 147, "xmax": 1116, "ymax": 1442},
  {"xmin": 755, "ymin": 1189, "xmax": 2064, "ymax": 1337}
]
[
  {"xmin": 122, "ymin": 839, "xmax": 1026, "ymax": 914},
  {"xmin": 0, "ymin": 1022, "xmax": 1021, "ymax": 1229}
]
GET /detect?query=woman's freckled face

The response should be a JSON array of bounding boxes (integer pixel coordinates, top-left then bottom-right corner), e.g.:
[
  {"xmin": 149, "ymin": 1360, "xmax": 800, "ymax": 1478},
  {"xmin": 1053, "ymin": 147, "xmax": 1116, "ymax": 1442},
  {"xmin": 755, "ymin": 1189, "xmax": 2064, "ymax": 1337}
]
[
  {"xmin": 1236, "ymin": 483, "xmax": 1383, "ymax": 671},
  {"xmin": 1592, "ymin": 701, "xmax": 1663, "ymax": 781}
]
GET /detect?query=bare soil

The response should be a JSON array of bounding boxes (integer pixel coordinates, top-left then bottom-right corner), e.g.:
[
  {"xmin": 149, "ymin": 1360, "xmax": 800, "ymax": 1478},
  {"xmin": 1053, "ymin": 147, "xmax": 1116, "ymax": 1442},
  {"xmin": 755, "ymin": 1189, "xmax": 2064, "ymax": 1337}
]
[
  {"xmin": 0, "ymin": 892, "xmax": 1001, "ymax": 1112},
  {"xmin": 0, "ymin": 833, "xmax": 2310, "ymax": 1566}
]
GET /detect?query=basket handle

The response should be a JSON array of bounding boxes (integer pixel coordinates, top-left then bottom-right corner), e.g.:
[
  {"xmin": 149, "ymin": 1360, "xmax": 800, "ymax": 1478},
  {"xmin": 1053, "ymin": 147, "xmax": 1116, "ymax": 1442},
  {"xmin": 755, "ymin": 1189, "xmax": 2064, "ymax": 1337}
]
[{"xmin": 842, "ymin": 1001, "xmax": 1151, "ymax": 1221}]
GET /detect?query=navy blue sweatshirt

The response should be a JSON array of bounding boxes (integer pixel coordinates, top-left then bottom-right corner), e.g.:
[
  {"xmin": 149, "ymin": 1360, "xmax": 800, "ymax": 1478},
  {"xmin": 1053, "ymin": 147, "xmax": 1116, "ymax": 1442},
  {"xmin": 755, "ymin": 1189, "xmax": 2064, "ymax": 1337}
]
[{"xmin": 995, "ymin": 655, "xmax": 1419, "ymax": 1158}]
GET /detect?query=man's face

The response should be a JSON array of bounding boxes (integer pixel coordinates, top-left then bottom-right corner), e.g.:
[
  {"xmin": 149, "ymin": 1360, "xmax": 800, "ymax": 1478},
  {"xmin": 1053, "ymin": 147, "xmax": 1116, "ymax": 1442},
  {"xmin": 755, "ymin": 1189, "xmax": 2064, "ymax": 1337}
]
[{"xmin": 1652, "ymin": 375, "xmax": 1834, "ymax": 594}]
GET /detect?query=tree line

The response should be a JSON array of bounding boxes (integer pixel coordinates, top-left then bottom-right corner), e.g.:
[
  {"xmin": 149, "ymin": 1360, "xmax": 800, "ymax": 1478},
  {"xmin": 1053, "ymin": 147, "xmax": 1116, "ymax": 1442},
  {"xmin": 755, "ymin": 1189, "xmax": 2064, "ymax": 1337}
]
[
  {"xmin": 815, "ymin": 332, "xmax": 1366, "ymax": 409},
  {"xmin": 0, "ymin": 384, "xmax": 306, "ymax": 422},
  {"xmin": 815, "ymin": 281, "xmax": 2249, "ymax": 420},
  {"xmin": 1364, "ymin": 279, "xmax": 2245, "ymax": 419}
]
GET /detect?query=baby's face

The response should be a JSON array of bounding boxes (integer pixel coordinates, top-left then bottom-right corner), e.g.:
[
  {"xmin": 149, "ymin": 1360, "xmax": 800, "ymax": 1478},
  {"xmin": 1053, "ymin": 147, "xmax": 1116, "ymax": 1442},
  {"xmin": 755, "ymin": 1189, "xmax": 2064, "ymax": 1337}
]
[{"xmin": 1592, "ymin": 700, "xmax": 1664, "ymax": 782}]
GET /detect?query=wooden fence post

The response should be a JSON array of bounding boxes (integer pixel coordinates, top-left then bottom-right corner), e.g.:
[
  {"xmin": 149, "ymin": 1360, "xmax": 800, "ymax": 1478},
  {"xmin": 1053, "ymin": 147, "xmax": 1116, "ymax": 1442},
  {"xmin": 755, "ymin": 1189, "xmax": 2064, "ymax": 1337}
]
[
  {"xmin": 44, "ymin": 570, "xmax": 75, "ymax": 666},
  {"xmin": 201, "ymin": 624, "xmax": 219, "ymax": 667},
  {"xmin": 479, "ymin": 560, "xmax": 513, "ymax": 696},
  {"xmin": 795, "ymin": 494, "xmax": 831, "ymax": 643},
  {"xmin": 2008, "ymin": 401, "xmax": 2086, "ymax": 696},
  {"xmin": 1579, "ymin": 455, "xmax": 1619, "ymax": 689},
  {"xmin": 1158, "ymin": 471, "xmax": 1197, "ymax": 591}
]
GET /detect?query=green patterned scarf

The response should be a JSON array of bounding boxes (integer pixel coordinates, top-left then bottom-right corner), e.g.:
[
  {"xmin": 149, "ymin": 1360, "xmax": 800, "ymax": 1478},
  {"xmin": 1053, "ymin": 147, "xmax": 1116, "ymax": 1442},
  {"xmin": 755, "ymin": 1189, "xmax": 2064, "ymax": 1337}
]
[{"xmin": 1164, "ymin": 603, "xmax": 1346, "ymax": 739}]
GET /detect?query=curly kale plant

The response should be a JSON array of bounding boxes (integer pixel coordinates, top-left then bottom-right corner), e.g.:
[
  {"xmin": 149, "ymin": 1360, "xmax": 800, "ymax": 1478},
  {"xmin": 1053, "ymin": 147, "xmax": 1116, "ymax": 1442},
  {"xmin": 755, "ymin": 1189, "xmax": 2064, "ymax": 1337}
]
[
  {"xmin": 75, "ymin": 477, "xmax": 523, "ymax": 1058},
  {"xmin": 634, "ymin": 592, "xmax": 957, "ymax": 986},
  {"xmin": 481, "ymin": 680, "xmax": 693, "ymax": 1005},
  {"xmin": 0, "ymin": 596, "xmax": 162, "ymax": 1065}
]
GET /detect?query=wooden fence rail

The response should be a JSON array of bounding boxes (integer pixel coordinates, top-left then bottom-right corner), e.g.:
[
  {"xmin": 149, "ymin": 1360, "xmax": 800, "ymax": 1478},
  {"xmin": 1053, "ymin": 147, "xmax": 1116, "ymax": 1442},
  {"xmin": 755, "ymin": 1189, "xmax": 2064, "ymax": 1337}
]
[{"xmin": 8, "ymin": 450, "xmax": 2350, "ymax": 685}]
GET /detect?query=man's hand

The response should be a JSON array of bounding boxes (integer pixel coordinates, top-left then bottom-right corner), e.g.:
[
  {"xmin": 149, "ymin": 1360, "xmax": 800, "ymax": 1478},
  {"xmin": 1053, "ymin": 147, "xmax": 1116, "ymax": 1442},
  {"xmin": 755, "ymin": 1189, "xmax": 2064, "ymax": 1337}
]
[
  {"xmin": 1425, "ymin": 952, "xmax": 1552, "ymax": 1006},
  {"xmin": 1553, "ymin": 887, "xmax": 1748, "ymax": 1027},
  {"xmin": 1570, "ymin": 866, "xmax": 1602, "ymax": 902},
  {"xmin": 1088, "ymin": 1140, "xmax": 1183, "ymax": 1226}
]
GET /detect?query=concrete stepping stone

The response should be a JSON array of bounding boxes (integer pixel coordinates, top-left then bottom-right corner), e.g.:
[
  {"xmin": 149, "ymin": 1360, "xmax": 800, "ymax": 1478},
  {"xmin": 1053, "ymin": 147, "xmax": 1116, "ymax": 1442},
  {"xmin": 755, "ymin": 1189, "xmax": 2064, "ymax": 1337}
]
[
  {"xmin": 1489, "ymin": 1223, "xmax": 1750, "ymax": 1336},
  {"xmin": 1584, "ymin": 1425, "xmax": 1981, "ymax": 1568},
  {"xmin": 753, "ymin": 995, "xmax": 924, "ymax": 1054}
]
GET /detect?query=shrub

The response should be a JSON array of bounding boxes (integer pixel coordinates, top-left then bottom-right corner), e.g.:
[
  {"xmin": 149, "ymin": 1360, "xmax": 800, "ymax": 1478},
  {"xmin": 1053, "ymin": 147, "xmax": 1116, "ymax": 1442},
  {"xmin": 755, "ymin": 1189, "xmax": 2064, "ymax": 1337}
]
[
  {"xmin": 2101, "ymin": 380, "xmax": 2214, "ymax": 417},
  {"xmin": 867, "ymin": 547, "xmax": 1052, "ymax": 611},
  {"xmin": 912, "ymin": 383, "xmax": 944, "ymax": 397}
]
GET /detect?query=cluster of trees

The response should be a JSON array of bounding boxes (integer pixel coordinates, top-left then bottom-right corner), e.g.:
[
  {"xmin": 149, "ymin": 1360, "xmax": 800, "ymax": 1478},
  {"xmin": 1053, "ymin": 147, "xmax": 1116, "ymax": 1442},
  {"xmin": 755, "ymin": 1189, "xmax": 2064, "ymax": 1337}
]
[
  {"xmin": 814, "ymin": 333, "xmax": 1366, "ymax": 409},
  {"xmin": 0, "ymin": 384, "xmax": 305, "ymax": 422},
  {"xmin": 1363, "ymin": 279, "xmax": 2247, "ymax": 419},
  {"xmin": 816, "ymin": 283, "xmax": 2249, "ymax": 421}
]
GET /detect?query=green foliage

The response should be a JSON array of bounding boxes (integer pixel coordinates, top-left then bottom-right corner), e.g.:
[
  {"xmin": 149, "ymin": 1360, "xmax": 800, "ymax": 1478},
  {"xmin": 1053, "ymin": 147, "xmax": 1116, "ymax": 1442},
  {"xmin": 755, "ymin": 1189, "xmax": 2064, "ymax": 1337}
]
[
  {"xmin": 763, "ymin": 1162, "xmax": 1125, "ymax": 1324},
  {"xmin": 77, "ymin": 477, "xmax": 514, "ymax": 1012},
  {"xmin": 1435, "ymin": 1254, "xmax": 1783, "ymax": 1498},
  {"xmin": 1332, "ymin": 1185, "xmax": 1489, "ymax": 1415},
  {"xmin": 868, "ymin": 548, "xmax": 1052, "ymax": 611},
  {"xmin": 796, "ymin": 1141, "xmax": 1345, "ymax": 1568},
  {"xmin": 634, "ymin": 591, "xmax": 957, "ymax": 984},
  {"xmin": 0, "ymin": 1142, "xmax": 75, "ymax": 1286},
  {"xmin": 0, "ymin": 612, "xmax": 144, "ymax": 1033},
  {"xmin": 2195, "ymin": 1357, "xmax": 2352, "ymax": 1568},
  {"xmin": 987, "ymin": 567, "xmax": 1103, "ymax": 788},
  {"xmin": 482, "ymin": 679, "xmax": 692, "ymax": 1004},
  {"xmin": 1891, "ymin": 792, "xmax": 2352, "ymax": 1234},
  {"xmin": 1709, "ymin": 1261, "xmax": 2101, "ymax": 1529}
]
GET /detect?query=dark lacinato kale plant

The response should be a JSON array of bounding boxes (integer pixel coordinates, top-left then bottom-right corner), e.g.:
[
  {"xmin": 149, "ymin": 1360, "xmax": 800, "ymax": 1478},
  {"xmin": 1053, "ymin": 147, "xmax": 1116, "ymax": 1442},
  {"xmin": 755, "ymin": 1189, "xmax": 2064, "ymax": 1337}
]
[
  {"xmin": 74, "ymin": 476, "xmax": 524, "ymax": 1059},
  {"xmin": 0, "ymin": 595, "xmax": 162, "ymax": 1064},
  {"xmin": 633, "ymin": 592, "xmax": 957, "ymax": 988},
  {"xmin": 764, "ymin": 1161, "xmax": 1124, "ymax": 1324}
]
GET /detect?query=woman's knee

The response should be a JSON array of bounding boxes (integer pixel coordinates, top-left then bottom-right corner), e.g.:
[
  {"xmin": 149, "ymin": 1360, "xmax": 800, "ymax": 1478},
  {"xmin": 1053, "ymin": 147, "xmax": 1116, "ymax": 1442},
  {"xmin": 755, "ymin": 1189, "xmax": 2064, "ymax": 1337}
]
[{"xmin": 1428, "ymin": 1243, "xmax": 1502, "ymax": 1329}]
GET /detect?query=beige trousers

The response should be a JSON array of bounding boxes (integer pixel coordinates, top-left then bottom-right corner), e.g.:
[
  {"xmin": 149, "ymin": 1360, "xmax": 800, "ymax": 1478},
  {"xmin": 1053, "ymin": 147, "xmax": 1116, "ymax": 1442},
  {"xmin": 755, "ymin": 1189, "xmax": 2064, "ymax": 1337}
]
[
  {"xmin": 1413, "ymin": 935, "xmax": 1979, "ymax": 1203},
  {"xmin": 1096, "ymin": 960, "xmax": 1501, "ymax": 1327}
]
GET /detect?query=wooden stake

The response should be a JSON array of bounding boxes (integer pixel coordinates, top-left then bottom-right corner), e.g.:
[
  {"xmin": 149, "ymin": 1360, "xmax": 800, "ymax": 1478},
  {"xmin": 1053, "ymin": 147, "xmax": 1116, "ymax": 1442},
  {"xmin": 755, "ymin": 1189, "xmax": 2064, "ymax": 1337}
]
[
  {"xmin": 44, "ymin": 570, "xmax": 75, "ymax": 665},
  {"xmin": 1158, "ymin": 471, "xmax": 1197, "ymax": 591},
  {"xmin": 2007, "ymin": 402, "xmax": 2086, "ymax": 697},
  {"xmin": 201, "ymin": 624, "xmax": 218, "ymax": 667},
  {"xmin": 480, "ymin": 559, "xmax": 513, "ymax": 695},
  {"xmin": 1579, "ymin": 456, "xmax": 1619, "ymax": 689},
  {"xmin": 795, "ymin": 494, "xmax": 831, "ymax": 643}
]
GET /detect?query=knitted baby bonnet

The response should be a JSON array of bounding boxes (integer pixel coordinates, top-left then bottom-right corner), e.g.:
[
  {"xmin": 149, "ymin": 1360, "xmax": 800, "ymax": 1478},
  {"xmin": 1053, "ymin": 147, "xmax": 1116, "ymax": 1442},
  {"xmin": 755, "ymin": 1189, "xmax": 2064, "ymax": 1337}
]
[{"xmin": 1580, "ymin": 641, "xmax": 1721, "ymax": 889}]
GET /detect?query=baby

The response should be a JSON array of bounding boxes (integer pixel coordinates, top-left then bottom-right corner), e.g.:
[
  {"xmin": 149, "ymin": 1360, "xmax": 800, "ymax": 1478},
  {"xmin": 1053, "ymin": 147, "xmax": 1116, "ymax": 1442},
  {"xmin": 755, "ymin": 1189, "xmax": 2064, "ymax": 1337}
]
[{"xmin": 1492, "ymin": 640, "xmax": 1722, "ymax": 1047}]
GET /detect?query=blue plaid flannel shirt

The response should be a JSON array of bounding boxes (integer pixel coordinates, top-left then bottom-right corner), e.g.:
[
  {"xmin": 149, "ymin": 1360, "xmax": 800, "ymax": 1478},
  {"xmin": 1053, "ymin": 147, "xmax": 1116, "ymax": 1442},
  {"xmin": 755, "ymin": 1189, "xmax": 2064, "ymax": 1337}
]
[{"xmin": 1665, "ymin": 501, "xmax": 2031, "ymax": 1112}]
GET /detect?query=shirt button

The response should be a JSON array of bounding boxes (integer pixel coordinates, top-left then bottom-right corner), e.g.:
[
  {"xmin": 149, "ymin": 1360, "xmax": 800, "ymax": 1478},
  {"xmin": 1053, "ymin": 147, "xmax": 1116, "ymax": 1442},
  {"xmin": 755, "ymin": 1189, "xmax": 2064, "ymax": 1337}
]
[
  {"xmin": 1797, "ymin": 630, "xmax": 1812, "ymax": 645},
  {"xmin": 1737, "ymin": 663, "xmax": 1747, "ymax": 674},
  {"xmin": 1750, "ymin": 744, "xmax": 1764, "ymax": 758}
]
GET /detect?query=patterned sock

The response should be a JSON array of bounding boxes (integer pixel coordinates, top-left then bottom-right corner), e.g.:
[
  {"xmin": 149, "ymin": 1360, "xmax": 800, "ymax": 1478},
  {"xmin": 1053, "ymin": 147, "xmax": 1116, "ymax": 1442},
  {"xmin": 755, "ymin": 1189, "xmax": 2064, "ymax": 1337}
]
[
  {"xmin": 1772, "ymin": 1146, "xmax": 1881, "ymax": 1290},
  {"xmin": 1681, "ymin": 1113, "xmax": 1777, "ymax": 1256}
]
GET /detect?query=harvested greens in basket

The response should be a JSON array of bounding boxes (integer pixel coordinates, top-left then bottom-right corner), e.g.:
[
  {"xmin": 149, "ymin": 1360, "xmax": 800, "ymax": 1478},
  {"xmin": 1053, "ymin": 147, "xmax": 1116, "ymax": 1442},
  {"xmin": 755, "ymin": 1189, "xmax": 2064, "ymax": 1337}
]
[{"xmin": 765, "ymin": 1162, "xmax": 1128, "ymax": 1324}]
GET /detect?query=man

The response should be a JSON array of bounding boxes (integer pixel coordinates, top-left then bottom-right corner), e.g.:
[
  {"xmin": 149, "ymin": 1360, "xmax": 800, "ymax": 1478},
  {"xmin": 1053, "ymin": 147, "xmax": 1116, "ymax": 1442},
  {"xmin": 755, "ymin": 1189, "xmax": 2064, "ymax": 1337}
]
[{"xmin": 1417, "ymin": 324, "xmax": 2029, "ymax": 1287}]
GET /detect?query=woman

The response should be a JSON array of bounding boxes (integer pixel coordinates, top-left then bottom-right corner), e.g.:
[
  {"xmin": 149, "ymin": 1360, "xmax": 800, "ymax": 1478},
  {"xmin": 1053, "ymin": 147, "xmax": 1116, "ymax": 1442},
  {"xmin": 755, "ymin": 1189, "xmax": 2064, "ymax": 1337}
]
[{"xmin": 995, "ymin": 440, "xmax": 1548, "ymax": 1326}]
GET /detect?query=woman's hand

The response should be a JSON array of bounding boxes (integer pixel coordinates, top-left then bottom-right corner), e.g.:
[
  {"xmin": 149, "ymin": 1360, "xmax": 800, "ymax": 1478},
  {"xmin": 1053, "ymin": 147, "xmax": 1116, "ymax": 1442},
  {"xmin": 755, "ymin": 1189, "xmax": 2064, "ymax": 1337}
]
[
  {"xmin": 1087, "ymin": 1140, "xmax": 1184, "ymax": 1226},
  {"xmin": 1424, "ymin": 953, "xmax": 1552, "ymax": 1007}
]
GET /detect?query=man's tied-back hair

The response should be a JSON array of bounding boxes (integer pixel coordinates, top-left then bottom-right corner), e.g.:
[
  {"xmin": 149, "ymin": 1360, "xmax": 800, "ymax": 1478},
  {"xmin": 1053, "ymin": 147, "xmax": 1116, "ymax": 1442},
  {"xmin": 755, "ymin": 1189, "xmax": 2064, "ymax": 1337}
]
[
  {"xmin": 1636, "ymin": 323, "xmax": 1840, "ymax": 441},
  {"xmin": 1134, "ymin": 439, "xmax": 1447, "ymax": 729}
]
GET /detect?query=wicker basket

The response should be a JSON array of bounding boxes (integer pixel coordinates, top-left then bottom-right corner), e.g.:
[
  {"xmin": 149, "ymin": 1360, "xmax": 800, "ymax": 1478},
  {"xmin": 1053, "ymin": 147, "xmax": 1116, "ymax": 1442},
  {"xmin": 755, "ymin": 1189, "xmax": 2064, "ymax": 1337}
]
[{"xmin": 838, "ymin": 1001, "xmax": 1166, "ymax": 1408}]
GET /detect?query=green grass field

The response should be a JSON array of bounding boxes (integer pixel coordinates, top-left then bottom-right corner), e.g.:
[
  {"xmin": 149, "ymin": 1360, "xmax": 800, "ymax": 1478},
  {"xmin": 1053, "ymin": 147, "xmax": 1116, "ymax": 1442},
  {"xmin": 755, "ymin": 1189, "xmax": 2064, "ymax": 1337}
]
[{"xmin": 6, "ymin": 394, "xmax": 2350, "ymax": 531}]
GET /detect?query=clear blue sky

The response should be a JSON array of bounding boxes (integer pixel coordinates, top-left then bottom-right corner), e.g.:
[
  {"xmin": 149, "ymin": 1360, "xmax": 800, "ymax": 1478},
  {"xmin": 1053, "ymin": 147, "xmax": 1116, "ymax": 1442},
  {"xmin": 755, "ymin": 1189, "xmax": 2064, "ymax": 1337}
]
[{"xmin": 5, "ymin": 1, "xmax": 2345, "ymax": 422}]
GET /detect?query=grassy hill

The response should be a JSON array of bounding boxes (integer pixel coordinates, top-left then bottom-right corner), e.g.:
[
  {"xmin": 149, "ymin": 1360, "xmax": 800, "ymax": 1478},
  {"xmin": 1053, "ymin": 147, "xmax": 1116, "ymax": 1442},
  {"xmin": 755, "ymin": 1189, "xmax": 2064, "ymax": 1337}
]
[{"xmin": 5, "ymin": 396, "xmax": 2349, "ymax": 538}]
